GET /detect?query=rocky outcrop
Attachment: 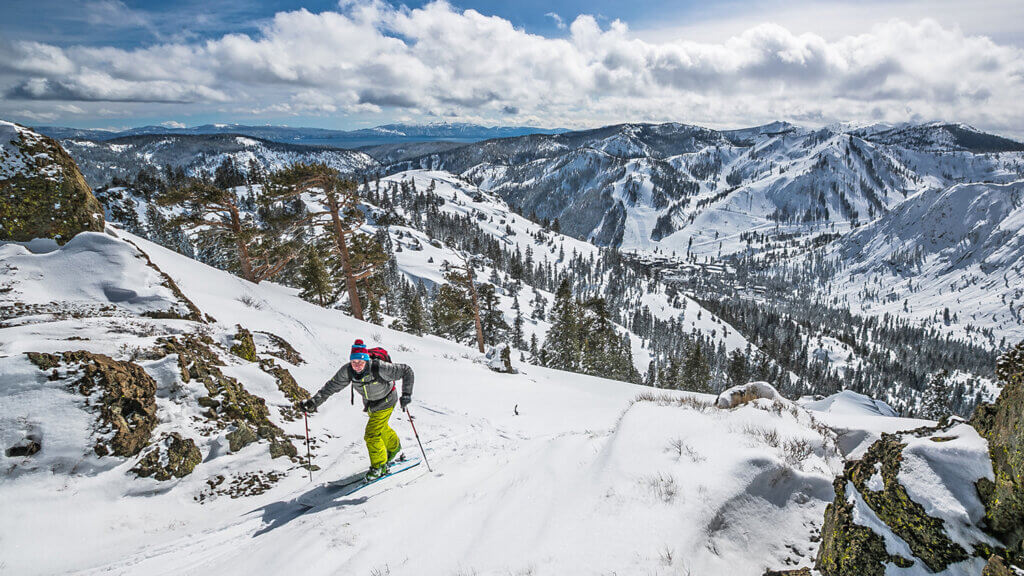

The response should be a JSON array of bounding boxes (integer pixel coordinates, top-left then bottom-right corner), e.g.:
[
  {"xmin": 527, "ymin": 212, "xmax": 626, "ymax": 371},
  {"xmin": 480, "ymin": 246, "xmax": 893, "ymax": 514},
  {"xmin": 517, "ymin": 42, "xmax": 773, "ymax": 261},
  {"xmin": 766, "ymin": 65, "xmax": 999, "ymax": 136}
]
[
  {"xmin": 0, "ymin": 121, "xmax": 104, "ymax": 244},
  {"xmin": 816, "ymin": 419, "xmax": 997, "ymax": 574},
  {"xmin": 26, "ymin": 351, "xmax": 157, "ymax": 457},
  {"xmin": 159, "ymin": 335, "xmax": 296, "ymax": 459},
  {"xmin": 972, "ymin": 340, "xmax": 1024, "ymax": 566},
  {"xmin": 229, "ymin": 326, "xmax": 257, "ymax": 362},
  {"xmin": 132, "ymin": 433, "xmax": 202, "ymax": 480}
]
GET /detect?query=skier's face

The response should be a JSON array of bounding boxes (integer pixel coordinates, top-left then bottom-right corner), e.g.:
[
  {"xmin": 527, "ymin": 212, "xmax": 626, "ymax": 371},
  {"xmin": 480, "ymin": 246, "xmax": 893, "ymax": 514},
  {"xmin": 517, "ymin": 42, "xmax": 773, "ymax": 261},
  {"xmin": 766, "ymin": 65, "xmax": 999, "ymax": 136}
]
[{"xmin": 351, "ymin": 359, "xmax": 367, "ymax": 372}]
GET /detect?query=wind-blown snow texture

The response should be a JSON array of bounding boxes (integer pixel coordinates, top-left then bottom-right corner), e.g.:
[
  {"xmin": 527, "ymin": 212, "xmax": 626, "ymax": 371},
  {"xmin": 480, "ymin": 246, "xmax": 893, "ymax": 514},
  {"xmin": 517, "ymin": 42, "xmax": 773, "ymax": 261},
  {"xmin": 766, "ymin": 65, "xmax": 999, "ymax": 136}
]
[{"xmin": 0, "ymin": 226, "xmax": 940, "ymax": 576}]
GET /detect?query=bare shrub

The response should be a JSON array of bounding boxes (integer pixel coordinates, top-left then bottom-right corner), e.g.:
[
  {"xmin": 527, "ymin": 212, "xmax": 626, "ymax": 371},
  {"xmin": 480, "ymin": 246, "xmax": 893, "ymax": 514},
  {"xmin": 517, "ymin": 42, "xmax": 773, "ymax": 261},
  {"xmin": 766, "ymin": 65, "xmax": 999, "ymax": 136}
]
[
  {"xmin": 634, "ymin": 392, "xmax": 713, "ymax": 410},
  {"xmin": 237, "ymin": 295, "xmax": 263, "ymax": 309},
  {"xmin": 743, "ymin": 425, "xmax": 780, "ymax": 447},
  {"xmin": 783, "ymin": 439, "xmax": 813, "ymax": 467},
  {"xmin": 644, "ymin": 472, "xmax": 678, "ymax": 503},
  {"xmin": 666, "ymin": 438, "xmax": 706, "ymax": 463}
]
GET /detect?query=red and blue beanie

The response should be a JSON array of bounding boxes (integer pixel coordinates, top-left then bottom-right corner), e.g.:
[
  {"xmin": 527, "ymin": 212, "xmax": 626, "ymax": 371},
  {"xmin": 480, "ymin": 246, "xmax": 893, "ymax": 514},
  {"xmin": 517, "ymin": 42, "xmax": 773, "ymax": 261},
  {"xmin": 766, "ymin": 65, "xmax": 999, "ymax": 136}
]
[{"xmin": 350, "ymin": 339, "xmax": 370, "ymax": 362}]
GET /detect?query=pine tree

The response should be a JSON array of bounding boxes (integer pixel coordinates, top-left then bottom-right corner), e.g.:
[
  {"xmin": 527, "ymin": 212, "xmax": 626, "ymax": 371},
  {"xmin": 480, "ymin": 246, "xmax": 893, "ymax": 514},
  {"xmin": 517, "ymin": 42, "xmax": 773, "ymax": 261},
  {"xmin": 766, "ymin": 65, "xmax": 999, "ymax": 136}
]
[
  {"xmin": 298, "ymin": 243, "xmax": 335, "ymax": 306},
  {"xmin": 681, "ymin": 341, "xmax": 713, "ymax": 393},
  {"xmin": 404, "ymin": 285, "xmax": 427, "ymax": 337},
  {"xmin": 430, "ymin": 283, "xmax": 476, "ymax": 343},
  {"xmin": 726, "ymin": 349, "xmax": 750, "ymax": 386},
  {"xmin": 545, "ymin": 278, "xmax": 581, "ymax": 371},
  {"xmin": 267, "ymin": 163, "xmax": 370, "ymax": 319},
  {"xmin": 478, "ymin": 283, "xmax": 509, "ymax": 346},
  {"xmin": 158, "ymin": 180, "xmax": 301, "ymax": 283},
  {"xmin": 920, "ymin": 369, "xmax": 952, "ymax": 420},
  {"xmin": 512, "ymin": 295, "xmax": 524, "ymax": 349}
]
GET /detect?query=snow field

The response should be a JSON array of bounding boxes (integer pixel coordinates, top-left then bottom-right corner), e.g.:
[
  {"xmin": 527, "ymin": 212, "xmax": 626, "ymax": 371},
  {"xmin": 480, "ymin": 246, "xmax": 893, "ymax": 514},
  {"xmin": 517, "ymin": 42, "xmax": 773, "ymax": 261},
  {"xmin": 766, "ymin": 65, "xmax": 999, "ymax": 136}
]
[{"xmin": 0, "ymin": 228, "xmax": 953, "ymax": 576}]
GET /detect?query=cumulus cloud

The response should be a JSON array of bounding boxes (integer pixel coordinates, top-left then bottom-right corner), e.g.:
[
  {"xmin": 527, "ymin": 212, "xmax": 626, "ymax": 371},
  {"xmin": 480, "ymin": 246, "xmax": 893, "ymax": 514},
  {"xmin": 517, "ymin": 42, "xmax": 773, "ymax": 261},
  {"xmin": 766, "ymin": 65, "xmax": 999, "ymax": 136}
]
[{"xmin": 2, "ymin": 1, "xmax": 1023, "ymax": 135}]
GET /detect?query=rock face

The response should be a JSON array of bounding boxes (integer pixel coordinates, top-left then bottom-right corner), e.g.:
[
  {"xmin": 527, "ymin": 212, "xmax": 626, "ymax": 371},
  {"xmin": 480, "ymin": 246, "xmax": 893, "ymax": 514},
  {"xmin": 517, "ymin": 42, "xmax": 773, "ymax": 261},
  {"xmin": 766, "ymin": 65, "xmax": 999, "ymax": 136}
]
[
  {"xmin": 26, "ymin": 351, "xmax": 158, "ymax": 457},
  {"xmin": 160, "ymin": 335, "xmax": 296, "ymax": 459},
  {"xmin": 0, "ymin": 120, "xmax": 104, "ymax": 244},
  {"xmin": 972, "ymin": 340, "xmax": 1024, "ymax": 565},
  {"xmin": 132, "ymin": 433, "xmax": 202, "ymax": 480},
  {"xmin": 816, "ymin": 419, "xmax": 998, "ymax": 575}
]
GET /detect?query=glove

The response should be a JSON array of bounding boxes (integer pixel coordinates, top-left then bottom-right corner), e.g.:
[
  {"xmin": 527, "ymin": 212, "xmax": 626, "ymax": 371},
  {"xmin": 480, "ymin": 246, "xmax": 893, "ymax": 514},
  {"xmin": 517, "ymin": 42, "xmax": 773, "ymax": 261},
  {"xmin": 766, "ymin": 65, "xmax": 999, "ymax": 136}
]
[
  {"xmin": 297, "ymin": 398, "xmax": 317, "ymax": 413},
  {"xmin": 399, "ymin": 396, "xmax": 412, "ymax": 411}
]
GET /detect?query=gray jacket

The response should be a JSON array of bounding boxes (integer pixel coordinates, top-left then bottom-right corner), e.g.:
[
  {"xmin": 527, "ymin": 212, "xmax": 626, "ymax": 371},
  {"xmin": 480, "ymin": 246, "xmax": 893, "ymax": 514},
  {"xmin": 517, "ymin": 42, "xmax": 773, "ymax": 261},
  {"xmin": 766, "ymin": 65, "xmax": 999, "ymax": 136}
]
[{"xmin": 310, "ymin": 360, "xmax": 414, "ymax": 412}]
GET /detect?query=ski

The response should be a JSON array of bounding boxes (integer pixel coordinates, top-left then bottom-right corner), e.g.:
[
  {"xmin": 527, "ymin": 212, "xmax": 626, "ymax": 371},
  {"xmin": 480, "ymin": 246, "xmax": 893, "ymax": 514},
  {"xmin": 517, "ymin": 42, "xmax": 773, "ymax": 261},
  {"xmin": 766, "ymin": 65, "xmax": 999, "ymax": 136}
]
[{"xmin": 296, "ymin": 456, "xmax": 421, "ymax": 508}]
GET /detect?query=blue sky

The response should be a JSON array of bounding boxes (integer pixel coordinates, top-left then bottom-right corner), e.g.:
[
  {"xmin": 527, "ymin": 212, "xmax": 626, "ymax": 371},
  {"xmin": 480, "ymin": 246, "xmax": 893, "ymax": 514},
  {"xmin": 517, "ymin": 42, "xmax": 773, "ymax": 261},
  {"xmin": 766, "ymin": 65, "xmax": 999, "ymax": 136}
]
[{"xmin": 2, "ymin": 0, "xmax": 1023, "ymax": 136}]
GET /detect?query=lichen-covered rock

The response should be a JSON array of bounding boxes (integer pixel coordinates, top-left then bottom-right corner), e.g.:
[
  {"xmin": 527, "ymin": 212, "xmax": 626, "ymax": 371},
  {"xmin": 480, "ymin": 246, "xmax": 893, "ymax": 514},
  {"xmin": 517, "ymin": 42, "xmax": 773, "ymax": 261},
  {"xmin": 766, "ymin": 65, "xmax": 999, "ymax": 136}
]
[
  {"xmin": 229, "ymin": 326, "xmax": 257, "ymax": 362},
  {"xmin": 132, "ymin": 433, "xmax": 201, "ymax": 481},
  {"xmin": 255, "ymin": 331, "xmax": 304, "ymax": 365},
  {"xmin": 27, "ymin": 350, "xmax": 157, "ymax": 457},
  {"xmin": 982, "ymin": 555, "xmax": 1015, "ymax": 576},
  {"xmin": 817, "ymin": 418, "xmax": 999, "ymax": 575},
  {"xmin": 226, "ymin": 422, "xmax": 258, "ymax": 452},
  {"xmin": 816, "ymin": 477, "xmax": 897, "ymax": 576},
  {"xmin": 258, "ymin": 358, "xmax": 309, "ymax": 423},
  {"xmin": 972, "ymin": 340, "xmax": 1024, "ymax": 565},
  {"xmin": 0, "ymin": 121, "xmax": 104, "ymax": 244},
  {"xmin": 159, "ymin": 335, "xmax": 296, "ymax": 459}
]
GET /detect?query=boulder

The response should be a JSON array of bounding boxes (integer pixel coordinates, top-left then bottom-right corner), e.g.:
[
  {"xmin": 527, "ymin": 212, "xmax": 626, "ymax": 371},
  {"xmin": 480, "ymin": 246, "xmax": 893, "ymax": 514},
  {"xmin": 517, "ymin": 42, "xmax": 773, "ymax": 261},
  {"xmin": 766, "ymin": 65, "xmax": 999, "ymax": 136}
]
[
  {"xmin": 27, "ymin": 350, "xmax": 157, "ymax": 457},
  {"xmin": 816, "ymin": 419, "xmax": 998, "ymax": 575},
  {"xmin": 132, "ymin": 433, "xmax": 202, "ymax": 481},
  {"xmin": 485, "ymin": 343, "xmax": 517, "ymax": 374},
  {"xmin": 716, "ymin": 381, "xmax": 782, "ymax": 409},
  {"xmin": 0, "ymin": 121, "xmax": 104, "ymax": 244},
  {"xmin": 226, "ymin": 422, "xmax": 258, "ymax": 452}
]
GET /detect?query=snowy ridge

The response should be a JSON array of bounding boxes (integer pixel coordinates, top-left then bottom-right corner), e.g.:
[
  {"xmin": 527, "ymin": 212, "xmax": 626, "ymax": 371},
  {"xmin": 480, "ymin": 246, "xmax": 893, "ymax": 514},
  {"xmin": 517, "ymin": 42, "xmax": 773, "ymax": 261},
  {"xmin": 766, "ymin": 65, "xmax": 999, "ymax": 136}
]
[{"xmin": 62, "ymin": 134, "xmax": 377, "ymax": 187}]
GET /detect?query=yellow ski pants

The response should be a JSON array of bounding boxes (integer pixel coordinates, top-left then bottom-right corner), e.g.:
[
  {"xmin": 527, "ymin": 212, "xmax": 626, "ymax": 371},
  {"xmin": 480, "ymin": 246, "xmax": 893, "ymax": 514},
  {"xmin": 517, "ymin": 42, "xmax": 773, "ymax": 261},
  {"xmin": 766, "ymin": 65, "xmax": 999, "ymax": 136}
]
[{"xmin": 365, "ymin": 406, "xmax": 401, "ymax": 468}]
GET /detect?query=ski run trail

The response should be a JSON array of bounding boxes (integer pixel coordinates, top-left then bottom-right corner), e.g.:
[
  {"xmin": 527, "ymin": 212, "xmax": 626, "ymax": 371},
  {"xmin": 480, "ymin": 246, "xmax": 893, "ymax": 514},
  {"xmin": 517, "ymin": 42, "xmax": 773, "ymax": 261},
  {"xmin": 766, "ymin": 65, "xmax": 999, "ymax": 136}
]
[{"xmin": 1, "ymin": 227, "xmax": 965, "ymax": 576}]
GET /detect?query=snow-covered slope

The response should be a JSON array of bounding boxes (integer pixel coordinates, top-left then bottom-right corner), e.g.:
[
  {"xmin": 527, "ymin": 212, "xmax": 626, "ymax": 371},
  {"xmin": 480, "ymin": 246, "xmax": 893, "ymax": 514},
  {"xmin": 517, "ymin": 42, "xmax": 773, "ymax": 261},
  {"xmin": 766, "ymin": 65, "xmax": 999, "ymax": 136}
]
[
  {"xmin": 1, "ymin": 225, "xmax": 940, "ymax": 576},
  {"xmin": 828, "ymin": 180, "xmax": 1024, "ymax": 343}
]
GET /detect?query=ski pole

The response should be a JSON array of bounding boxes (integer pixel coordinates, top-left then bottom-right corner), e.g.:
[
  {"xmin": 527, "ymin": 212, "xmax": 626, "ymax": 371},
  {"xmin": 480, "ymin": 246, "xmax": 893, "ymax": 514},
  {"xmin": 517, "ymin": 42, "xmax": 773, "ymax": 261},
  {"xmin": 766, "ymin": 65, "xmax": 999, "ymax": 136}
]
[
  {"xmin": 303, "ymin": 410, "xmax": 314, "ymax": 482},
  {"xmin": 404, "ymin": 406, "xmax": 433, "ymax": 472}
]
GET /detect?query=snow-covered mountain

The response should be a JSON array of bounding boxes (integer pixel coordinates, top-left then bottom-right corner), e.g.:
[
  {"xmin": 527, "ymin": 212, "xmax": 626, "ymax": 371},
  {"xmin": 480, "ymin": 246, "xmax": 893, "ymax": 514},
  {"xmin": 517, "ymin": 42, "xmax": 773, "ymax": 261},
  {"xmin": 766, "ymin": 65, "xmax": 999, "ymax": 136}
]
[
  {"xmin": 35, "ymin": 122, "xmax": 567, "ymax": 151},
  {"xmin": 828, "ymin": 180, "xmax": 1024, "ymax": 344},
  {"xmin": 63, "ymin": 134, "xmax": 376, "ymax": 188}
]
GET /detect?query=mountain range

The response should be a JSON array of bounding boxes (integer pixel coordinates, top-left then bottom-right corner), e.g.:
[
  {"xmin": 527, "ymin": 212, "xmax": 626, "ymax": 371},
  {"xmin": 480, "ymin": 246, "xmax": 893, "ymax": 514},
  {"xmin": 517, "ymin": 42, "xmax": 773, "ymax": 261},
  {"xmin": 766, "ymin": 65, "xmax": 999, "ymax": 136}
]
[{"xmin": 33, "ymin": 121, "xmax": 568, "ymax": 149}]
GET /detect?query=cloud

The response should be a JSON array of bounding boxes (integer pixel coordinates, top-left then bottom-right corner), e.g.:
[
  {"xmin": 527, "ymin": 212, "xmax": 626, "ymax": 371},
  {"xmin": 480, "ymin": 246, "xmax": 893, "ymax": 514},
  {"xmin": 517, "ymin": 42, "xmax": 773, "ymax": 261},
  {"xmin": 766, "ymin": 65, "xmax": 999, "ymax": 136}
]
[
  {"xmin": 2, "ymin": 2, "xmax": 1023, "ymax": 136},
  {"xmin": 546, "ymin": 12, "xmax": 566, "ymax": 30}
]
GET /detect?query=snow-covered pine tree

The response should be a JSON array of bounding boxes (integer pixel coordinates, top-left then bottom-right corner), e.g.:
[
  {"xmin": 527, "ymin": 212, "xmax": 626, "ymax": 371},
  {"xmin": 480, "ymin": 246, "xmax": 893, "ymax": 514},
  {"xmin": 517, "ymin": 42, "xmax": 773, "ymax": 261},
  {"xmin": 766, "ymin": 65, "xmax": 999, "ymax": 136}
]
[
  {"xmin": 920, "ymin": 369, "xmax": 952, "ymax": 420},
  {"xmin": 478, "ymin": 283, "xmax": 510, "ymax": 346}
]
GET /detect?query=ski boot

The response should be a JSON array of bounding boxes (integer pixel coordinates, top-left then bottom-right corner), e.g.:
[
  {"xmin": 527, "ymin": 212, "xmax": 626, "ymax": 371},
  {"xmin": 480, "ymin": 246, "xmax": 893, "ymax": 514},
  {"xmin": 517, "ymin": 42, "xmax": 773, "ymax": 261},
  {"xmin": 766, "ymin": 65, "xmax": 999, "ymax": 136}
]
[
  {"xmin": 386, "ymin": 444, "xmax": 403, "ymax": 465},
  {"xmin": 365, "ymin": 463, "xmax": 389, "ymax": 482}
]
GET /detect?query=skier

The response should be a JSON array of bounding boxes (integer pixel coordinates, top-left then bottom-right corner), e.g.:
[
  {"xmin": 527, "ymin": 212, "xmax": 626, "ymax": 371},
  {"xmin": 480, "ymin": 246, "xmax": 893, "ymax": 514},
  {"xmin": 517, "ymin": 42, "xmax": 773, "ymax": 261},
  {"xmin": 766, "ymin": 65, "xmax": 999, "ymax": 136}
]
[{"xmin": 298, "ymin": 339, "xmax": 414, "ymax": 481}]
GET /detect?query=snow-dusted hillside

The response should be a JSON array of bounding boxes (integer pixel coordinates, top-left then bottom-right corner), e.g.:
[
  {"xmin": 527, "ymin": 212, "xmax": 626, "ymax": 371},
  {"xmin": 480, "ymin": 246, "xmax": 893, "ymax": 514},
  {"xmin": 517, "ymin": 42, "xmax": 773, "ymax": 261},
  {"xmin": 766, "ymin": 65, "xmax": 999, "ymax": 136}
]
[
  {"xmin": 376, "ymin": 170, "xmax": 755, "ymax": 372},
  {"xmin": 63, "ymin": 134, "xmax": 377, "ymax": 188},
  {"xmin": 1, "ymin": 225, "xmax": 953, "ymax": 576},
  {"xmin": 828, "ymin": 180, "xmax": 1024, "ymax": 344}
]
